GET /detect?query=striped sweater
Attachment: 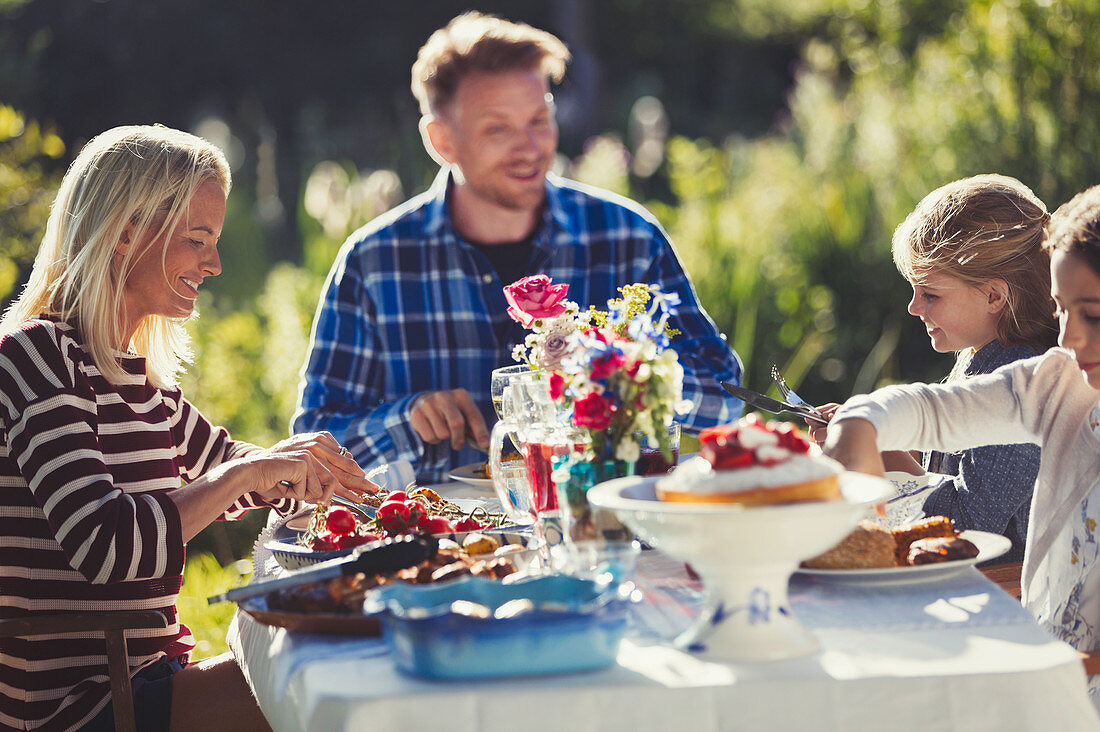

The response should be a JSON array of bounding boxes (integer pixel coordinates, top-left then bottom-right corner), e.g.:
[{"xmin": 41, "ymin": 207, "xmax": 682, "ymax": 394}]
[{"xmin": 0, "ymin": 317, "xmax": 294, "ymax": 731}]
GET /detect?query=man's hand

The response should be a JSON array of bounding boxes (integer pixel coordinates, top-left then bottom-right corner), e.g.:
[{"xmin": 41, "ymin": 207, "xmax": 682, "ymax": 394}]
[{"xmin": 410, "ymin": 389, "xmax": 490, "ymax": 451}]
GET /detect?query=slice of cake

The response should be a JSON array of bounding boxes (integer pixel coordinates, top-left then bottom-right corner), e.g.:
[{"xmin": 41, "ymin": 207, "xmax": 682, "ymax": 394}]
[
  {"xmin": 892, "ymin": 516, "xmax": 955, "ymax": 565},
  {"xmin": 656, "ymin": 414, "xmax": 843, "ymax": 505},
  {"xmin": 800, "ymin": 520, "xmax": 896, "ymax": 569}
]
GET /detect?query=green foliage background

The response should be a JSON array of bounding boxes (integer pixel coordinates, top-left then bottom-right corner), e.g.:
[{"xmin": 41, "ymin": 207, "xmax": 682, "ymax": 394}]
[{"xmin": 4, "ymin": 0, "xmax": 1100, "ymax": 655}]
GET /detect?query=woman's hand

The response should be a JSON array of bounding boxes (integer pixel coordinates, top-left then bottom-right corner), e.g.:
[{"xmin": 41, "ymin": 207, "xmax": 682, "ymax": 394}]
[
  {"xmin": 262, "ymin": 432, "xmax": 380, "ymax": 501},
  {"xmin": 247, "ymin": 449, "xmax": 343, "ymax": 505},
  {"xmin": 805, "ymin": 403, "xmax": 840, "ymax": 445},
  {"xmin": 821, "ymin": 418, "xmax": 885, "ymax": 477},
  {"xmin": 172, "ymin": 432, "xmax": 378, "ymax": 543}
]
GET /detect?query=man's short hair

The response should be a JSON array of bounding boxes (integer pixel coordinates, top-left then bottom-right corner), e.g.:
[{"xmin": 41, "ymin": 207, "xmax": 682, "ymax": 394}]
[{"xmin": 411, "ymin": 11, "xmax": 570, "ymax": 118}]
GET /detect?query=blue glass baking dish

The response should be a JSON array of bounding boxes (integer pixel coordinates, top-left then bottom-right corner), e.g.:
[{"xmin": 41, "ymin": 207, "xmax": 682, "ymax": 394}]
[{"xmin": 363, "ymin": 573, "xmax": 637, "ymax": 679}]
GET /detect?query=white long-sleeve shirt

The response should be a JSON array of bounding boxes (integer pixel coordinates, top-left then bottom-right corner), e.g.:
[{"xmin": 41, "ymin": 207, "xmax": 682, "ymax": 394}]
[{"xmin": 834, "ymin": 348, "xmax": 1100, "ymax": 658}]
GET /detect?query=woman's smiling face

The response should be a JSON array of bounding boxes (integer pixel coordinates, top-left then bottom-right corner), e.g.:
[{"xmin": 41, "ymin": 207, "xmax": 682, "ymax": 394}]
[
  {"xmin": 118, "ymin": 180, "xmax": 225, "ymax": 347},
  {"xmin": 1051, "ymin": 248, "xmax": 1100, "ymax": 390}
]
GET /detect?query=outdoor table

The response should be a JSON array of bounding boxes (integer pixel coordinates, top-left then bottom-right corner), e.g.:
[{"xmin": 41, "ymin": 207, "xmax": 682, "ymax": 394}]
[{"xmin": 227, "ymin": 483, "xmax": 1100, "ymax": 732}]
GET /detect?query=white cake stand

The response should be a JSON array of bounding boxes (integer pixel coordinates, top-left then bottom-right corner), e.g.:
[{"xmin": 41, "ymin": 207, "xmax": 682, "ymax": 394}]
[{"xmin": 586, "ymin": 471, "xmax": 891, "ymax": 662}]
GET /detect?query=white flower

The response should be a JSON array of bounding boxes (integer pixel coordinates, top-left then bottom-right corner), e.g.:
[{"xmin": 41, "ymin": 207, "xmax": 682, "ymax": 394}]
[{"xmin": 615, "ymin": 436, "xmax": 641, "ymax": 463}]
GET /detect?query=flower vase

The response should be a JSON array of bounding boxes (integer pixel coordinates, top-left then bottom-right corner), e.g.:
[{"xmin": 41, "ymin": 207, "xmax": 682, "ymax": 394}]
[{"xmin": 553, "ymin": 454, "xmax": 636, "ymax": 544}]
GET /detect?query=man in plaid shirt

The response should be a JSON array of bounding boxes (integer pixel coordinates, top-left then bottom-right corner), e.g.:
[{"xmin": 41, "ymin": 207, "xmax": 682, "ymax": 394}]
[{"xmin": 292, "ymin": 12, "xmax": 743, "ymax": 482}]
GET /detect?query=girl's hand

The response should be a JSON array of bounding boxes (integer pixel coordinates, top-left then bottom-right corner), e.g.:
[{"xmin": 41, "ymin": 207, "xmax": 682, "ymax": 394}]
[
  {"xmin": 821, "ymin": 418, "xmax": 885, "ymax": 477},
  {"xmin": 805, "ymin": 403, "xmax": 840, "ymax": 445},
  {"xmin": 265, "ymin": 432, "xmax": 380, "ymax": 500}
]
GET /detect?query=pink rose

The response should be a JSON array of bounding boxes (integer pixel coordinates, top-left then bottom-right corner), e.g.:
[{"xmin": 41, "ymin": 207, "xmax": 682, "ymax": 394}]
[
  {"xmin": 549, "ymin": 372, "xmax": 566, "ymax": 401},
  {"xmin": 504, "ymin": 275, "xmax": 570, "ymax": 327},
  {"xmin": 573, "ymin": 392, "xmax": 615, "ymax": 431}
]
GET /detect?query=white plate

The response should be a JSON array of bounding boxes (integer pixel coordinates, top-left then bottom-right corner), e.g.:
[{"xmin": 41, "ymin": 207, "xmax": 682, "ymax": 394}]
[
  {"xmin": 796, "ymin": 530, "xmax": 1011, "ymax": 584},
  {"xmin": 448, "ymin": 462, "xmax": 494, "ymax": 488}
]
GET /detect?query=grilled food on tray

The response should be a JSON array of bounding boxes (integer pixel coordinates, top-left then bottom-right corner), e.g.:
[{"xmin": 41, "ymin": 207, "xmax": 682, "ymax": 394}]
[{"xmin": 268, "ymin": 541, "xmax": 520, "ymax": 614}]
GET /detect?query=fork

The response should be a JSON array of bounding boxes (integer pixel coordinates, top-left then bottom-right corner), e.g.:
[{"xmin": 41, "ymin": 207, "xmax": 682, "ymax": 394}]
[{"xmin": 771, "ymin": 365, "xmax": 827, "ymax": 421}]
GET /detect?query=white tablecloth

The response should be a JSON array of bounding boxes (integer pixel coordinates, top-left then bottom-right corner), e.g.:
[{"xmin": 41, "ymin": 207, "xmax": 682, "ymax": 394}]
[{"xmin": 228, "ymin": 496, "xmax": 1100, "ymax": 732}]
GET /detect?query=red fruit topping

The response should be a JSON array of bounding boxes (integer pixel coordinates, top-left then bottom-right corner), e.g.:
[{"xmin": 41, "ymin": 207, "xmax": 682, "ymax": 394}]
[{"xmin": 699, "ymin": 416, "xmax": 810, "ymax": 469}]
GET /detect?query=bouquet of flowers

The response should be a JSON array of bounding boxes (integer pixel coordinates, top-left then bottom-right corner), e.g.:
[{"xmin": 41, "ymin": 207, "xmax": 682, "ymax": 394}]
[{"xmin": 504, "ymin": 275, "xmax": 689, "ymax": 465}]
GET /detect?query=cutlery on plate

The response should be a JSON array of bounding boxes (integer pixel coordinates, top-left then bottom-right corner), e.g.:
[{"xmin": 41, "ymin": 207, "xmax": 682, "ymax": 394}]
[
  {"xmin": 770, "ymin": 365, "xmax": 827, "ymax": 421},
  {"xmin": 206, "ymin": 534, "xmax": 438, "ymax": 605},
  {"xmin": 719, "ymin": 382, "xmax": 828, "ymax": 426}
]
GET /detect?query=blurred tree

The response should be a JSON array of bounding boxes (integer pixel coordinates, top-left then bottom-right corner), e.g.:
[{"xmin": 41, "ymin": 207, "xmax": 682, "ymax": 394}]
[
  {"xmin": 0, "ymin": 0, "xmax": 797, "ymax": 301},
  {"xmin": 666, "ymin": 0, "xmax": 1100, "ymax": 402},
  {"xmin": 0, "ymin": 103, "xmax": 63, "ymax": 301}
]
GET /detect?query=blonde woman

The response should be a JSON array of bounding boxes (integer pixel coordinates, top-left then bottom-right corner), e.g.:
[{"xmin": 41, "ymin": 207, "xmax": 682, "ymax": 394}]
[
  {"xmin": 812, "ymin": 175, "xmax": 1057, "ymax": 562},
  {"xmin": 0, "ymin": 125, "xmax": 376, "ymax": 732}
]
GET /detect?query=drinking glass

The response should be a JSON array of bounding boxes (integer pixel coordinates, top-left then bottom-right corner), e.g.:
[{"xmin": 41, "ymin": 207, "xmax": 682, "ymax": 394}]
[
  {"xmin": 550, "ymin": 540, "xmax": 642, "ymax": 585},
  {"xmin": 634, "ymin": 421, "xmax": 681, "ymax": 476},
  {"xmin": 490, "ymin": 364, "xmax": 537, "ymax": 420}
]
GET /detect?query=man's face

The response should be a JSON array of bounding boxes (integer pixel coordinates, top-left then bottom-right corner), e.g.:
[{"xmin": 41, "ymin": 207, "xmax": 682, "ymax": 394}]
[{"xmin": 436, "ymin": 69, "xmax": 558, "ymax": 214}]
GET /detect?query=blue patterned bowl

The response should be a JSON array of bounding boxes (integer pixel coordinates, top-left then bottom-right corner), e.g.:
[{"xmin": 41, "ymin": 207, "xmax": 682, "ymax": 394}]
[{"xmin": 365, "ymin": 573, "xmax": 635, "ymax": 679}]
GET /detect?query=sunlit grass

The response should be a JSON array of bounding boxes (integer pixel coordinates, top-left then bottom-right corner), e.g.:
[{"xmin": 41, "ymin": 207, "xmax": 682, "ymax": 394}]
[{"xmin": 178, "ymin": 553, "xmax": 252, "ymax": 660}]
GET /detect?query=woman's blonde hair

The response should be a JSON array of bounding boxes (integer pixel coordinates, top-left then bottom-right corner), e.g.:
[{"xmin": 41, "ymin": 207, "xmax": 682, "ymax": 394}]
[
  {"xmin": 892, "ymin": 174, "xmax": 1058, "ymax": 377},
  {"xmin": 1, "ymin": 124, "xmax": 231, "ymax": 387}
]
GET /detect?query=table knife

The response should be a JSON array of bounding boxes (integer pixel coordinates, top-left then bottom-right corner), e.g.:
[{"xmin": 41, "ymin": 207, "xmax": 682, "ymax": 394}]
[
  {"xmin": 207, "ymin": 534, "xmax": 437, "ymax": 605},
  {"xmin": 719, "ymin": 382, "xmax": 828, "ymax": 426}
]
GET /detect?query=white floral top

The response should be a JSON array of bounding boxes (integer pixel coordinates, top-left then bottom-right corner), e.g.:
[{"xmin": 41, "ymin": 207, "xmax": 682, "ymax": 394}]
[
  {"xmin": 1035, "ymin": 407, "xmax": 1100, "ymax": 699},
  {"xmin": 834, "ymin": 351, "xmax": 1100, "ymax": 700}
]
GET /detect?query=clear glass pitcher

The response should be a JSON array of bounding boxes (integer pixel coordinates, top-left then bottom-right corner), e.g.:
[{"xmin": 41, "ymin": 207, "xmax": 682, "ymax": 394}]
[{"xmin": 489, "ymin": 372, "xmax": 581, "ymax": 541}]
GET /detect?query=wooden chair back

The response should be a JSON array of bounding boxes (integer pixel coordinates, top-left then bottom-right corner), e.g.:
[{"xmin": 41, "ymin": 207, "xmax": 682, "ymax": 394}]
[{"xmin": 0, "ymin": 610, "xmax": 167, "ymax": 732}]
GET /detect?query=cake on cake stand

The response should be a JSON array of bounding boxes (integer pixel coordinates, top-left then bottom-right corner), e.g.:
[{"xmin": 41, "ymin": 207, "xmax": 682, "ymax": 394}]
[{"xmin": 587, "ymin": 471, "xmax": 891, "ymax": 661}]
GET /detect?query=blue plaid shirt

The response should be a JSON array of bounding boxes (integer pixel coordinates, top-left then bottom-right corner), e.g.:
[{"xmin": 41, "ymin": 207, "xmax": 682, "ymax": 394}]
[{"xmin": 292, "ymin": 171, "xmax": 744, "ymax": 481}]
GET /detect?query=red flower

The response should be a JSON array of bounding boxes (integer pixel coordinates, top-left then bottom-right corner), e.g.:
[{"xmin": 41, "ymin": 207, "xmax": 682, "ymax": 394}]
[
  {"xmin": 504, "ymin": 275, "xmax": 570, "ymax": 327},
  {"xmin": 589, "ymin": 349, "xmax": 626, "ymax": 381},
  {"xmin": 573, "ymin": 392, "xmax": 615, "ymax": 430},
  {"xmin": 549, "ymin": 371, "xmax": 566, "ymax": 400},
  {"xmin": 585, "ymin": 326, "xmax": 608, "ymax": 343}
]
